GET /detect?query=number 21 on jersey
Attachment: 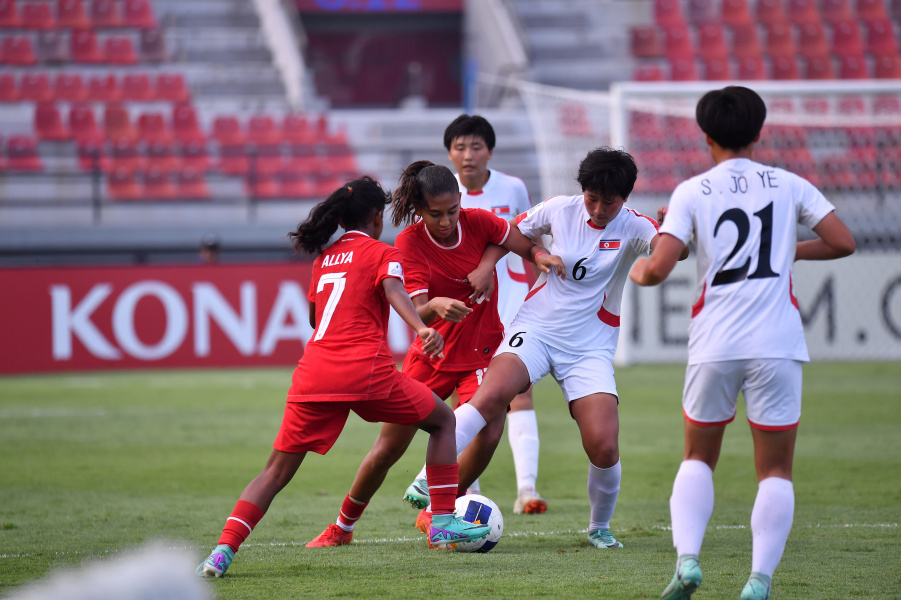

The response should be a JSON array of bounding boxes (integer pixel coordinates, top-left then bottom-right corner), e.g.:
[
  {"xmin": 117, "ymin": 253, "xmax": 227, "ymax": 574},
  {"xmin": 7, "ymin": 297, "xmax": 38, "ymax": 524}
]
[{"xmin": 313, "ymin": 272, "xmax": 346, "ymax": 341}]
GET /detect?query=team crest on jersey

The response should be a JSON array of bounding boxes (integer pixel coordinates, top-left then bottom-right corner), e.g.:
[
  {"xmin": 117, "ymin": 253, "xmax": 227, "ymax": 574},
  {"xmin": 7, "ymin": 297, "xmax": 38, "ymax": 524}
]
[
  {"xmin": 387, "ymin": 261, "xmax": 404, "ymax": 281},
  {"xmin": 598, "ymin": 240, "xmax": 621, "ymax": 251}
]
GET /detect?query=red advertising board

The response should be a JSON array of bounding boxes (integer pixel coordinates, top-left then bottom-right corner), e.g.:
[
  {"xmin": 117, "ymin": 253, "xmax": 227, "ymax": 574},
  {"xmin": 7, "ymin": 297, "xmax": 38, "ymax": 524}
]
[
  {"xmin": 0, "ymin": 264, "xmax": 416, "ymax": 374},
  {"xmin": 295, "ymin": 0, "xmax": 462, "ymax": 12}
]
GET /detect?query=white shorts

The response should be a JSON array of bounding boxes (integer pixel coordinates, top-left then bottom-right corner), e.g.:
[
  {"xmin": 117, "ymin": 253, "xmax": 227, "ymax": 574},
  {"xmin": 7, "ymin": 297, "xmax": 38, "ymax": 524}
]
[
  {"xmin": 496, "ymin": 325, "xmax": 617, "ymax": 403},
  {"xmin": 682, "ymin": 359, "xmax": 803, "ymax": 430}
]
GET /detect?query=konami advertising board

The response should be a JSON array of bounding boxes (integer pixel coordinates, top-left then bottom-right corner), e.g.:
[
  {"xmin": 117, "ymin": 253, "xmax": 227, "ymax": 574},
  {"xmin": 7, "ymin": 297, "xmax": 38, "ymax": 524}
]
[{"xmin": 0, "ymin": 264, "xmax": 417, "ymax": 375}]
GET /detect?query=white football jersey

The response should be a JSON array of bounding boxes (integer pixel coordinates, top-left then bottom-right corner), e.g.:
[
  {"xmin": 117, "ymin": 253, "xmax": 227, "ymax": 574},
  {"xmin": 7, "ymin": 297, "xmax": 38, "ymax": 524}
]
[
  {"xmin": 660, "ymin": 158, "xmax": 835, "ymax": 364},
  {"xmin": 456, "ymin": 169, "xmax": 532, "ymax": 328},
  {"xmin": 512, "ymin": 194, "xmax": 658, "ymax": 354}
]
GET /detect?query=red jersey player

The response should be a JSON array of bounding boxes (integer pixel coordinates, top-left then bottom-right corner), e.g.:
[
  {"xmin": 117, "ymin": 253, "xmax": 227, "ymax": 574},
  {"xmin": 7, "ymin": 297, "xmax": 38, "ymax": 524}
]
[
  {"xmin": 196, "ymin": 177, "xmax": 491, "ymax": 578},
  {"xmin": 305, "ymin": 162, "xmax": 562, "ymax": 548}
]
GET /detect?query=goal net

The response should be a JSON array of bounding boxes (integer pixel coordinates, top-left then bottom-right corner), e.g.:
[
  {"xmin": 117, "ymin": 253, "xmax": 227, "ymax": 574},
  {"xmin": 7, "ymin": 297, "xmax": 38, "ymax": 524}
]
[{"xmin": 510, "ymin": 79, "xmax": 901, "ymax": 364}]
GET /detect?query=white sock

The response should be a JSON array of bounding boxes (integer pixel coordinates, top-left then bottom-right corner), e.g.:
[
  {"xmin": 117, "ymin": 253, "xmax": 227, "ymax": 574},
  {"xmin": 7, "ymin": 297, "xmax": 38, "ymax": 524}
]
[
  {"xmin": 588, "ymin": 459, "xmax": 621, "ymax": 531},
  {"xmin": 670, "ymin": 459, "xmax": 714, "ymax": 556},
  {"xmin": 336, "ymin": 520, "xmax": 353, "ymax": 532},
  {"xmin": 415, "ymin": 403, "xmax": 488, "ymax": 482},
  {"xmin": 751, "ymin": 477, "xmax": 794, "ymax": 577},
  {"xmin": 507, "ymin": 410, "xmax": 540, "ymax": 490}
]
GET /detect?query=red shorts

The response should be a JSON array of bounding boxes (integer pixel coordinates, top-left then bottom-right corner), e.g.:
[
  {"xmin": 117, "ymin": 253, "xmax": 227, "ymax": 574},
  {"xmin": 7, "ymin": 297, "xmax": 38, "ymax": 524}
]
[
  {"xmin": 401, "ymin": 353, "xmax": 485, "ymax": 403},
  {"xmin": 273, "ymin": 371, "xmax": 435, "ymax": 455}
]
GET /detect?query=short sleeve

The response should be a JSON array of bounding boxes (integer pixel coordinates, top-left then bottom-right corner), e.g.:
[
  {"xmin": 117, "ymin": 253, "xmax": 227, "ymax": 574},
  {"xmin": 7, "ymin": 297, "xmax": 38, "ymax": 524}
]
[
  {"xmin": 515, "ymin": 196, "xmax": 561, "ymax": 239},
  {"xmin": 630, "ymin": 211, "xmax": 660, "ymax": 255},
  {"xmin": 394, "ymin": 231, "xmax": 431, "ymax": 298},
  {"xmin": 658, "ymin": 182, "xmax": 694, "ymax": 246},
  {"xmin": 376, "ymin": 246, "xmax": 405, "ymax": 286},
  {"xmin": 795, "ymin": 175, "xmax": 835, "ymax": 229},
  {"xmin": 471, "ymin": 208, "xmax": 511, "ymax": 246}
]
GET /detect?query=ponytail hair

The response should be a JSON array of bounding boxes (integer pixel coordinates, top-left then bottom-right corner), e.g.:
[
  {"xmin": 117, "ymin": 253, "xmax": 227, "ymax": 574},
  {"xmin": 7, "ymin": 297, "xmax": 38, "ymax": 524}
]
[
  {"xmin": 391, "ymin": 160, "xmax": 460, "ymax": 227},
  {"xmin": 289, "ymin": 176, "xmax": 391, "ymax": 255}
]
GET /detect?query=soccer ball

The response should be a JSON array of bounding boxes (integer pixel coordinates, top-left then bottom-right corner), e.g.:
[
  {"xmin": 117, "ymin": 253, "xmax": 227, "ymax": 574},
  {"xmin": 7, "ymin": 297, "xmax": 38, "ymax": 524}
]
[{"xmin": 451, "ymin": 493, "xmax": 503, "ymax": 553}]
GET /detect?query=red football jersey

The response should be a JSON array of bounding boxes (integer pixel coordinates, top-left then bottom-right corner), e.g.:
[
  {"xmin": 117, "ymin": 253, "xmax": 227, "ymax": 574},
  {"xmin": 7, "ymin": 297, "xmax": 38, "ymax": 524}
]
[
  {"xmin": 288, "ymin": 231, "xmax": 405, "ymax": 402},
  {"xmin": 396, "ymin": 208, "xmax": 510, "ymax": 371}
]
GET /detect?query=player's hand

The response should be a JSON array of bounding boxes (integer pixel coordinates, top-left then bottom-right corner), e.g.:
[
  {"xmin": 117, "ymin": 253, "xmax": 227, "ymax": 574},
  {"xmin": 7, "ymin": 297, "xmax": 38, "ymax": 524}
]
[
  {"xmin": 629, "ymin": 257, "xmax": 649, "ymax": 285},
  {"xmin": 431, "ymin": 297, "xmax": 473, "ymax": 323},
  {"xmin": 418, "ymin": 327, "xmax": 444, "ymax": 359},
  {"xmin": 657, "ymin": 206, "xmax": 668, "ymax": 225},
  {"xmin": 466, "ymin": 265, "xmax": 495, "ymax": 304},
  {"xmin": 536, "ymin": 253, "xmax": 566, "ymax": 280}
]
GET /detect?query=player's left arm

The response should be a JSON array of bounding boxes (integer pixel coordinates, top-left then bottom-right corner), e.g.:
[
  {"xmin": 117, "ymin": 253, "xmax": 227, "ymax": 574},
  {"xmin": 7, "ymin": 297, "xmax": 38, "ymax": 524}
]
[
  {"xmin": 630, "ymin": 233, "xmax": 686, "ymax": 286},
  {"xmin": 383, "ymin": 277, "xmax": 444, "ymax": 359}
]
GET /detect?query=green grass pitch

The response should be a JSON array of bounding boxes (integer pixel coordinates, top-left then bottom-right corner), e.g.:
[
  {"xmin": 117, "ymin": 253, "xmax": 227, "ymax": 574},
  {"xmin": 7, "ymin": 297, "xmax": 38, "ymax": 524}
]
[{"xmin": 1, "ymin": 363, "xmax": 899, "ymax": 598}]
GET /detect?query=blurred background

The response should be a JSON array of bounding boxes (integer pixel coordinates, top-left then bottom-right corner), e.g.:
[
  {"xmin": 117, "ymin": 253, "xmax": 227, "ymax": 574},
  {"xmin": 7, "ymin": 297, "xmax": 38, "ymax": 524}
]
[{"xmin": 1, "ymin": 0, "xmax": 899, "ymax": 372}]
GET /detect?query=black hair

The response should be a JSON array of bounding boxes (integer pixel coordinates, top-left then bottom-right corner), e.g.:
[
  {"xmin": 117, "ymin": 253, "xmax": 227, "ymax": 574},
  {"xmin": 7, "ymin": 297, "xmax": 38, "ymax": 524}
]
[
  {"xmin": 443, "ymin": 114, "xmax": 496, "ymax": 151},
  {"xmin": 289, "ymin": 176, "xmax": 390, "ymax": 255},
  {"xmin": 390, "ymin": 160, "xmax": 460, "ymax": 227},
  {"xmin": 696, "ymin": 86, "xmax": 767, "ymax": 150},
  {"xmin": 576, "ymin": 147, "xmax": 638, "ymax": 199}
]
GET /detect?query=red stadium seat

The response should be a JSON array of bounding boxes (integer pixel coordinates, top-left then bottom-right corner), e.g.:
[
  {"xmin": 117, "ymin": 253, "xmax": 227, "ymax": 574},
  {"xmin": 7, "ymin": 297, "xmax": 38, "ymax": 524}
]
[
  {"xmin": 698, "ymin": 23, "xmax": 728, "ymax": 60},
  {"xmin": 124, "ymin": 0, "xmax": 156, "ymax": 28},
  {"xmin": 156, "ymin": 73, "xmax": 189, "ymax": 103},
  {"xmin": 180, "ymin": 139, "xmax": 210, "ymax": 171},
  {"xmin": 283, "ymin": 114, "xmax": 315, "ymax": 145},
  {"xmin": 108, "ymin": 137, "xmax": 140, "ymax": 173},
  {"xmin": 628, "ymin": 111, "xmax": 663, "ymax": 149},
  {"xmin": 323, "ymin": 148, "xmax": 357, "ymax": 175},
  {"xmin": 722, "ymin": 0, "xmax": 753, "ymax": 26},
  {"xmin": 139, "ymin": 28, "xmax": 165, "ymax": 62},
  {"xmin": 20, "ymin": 73, "xmax": 54, "ymax": 101},
  {"xmin": 737, "ymin": 55, "xmax": 766, "ymax": 79},
  {"xmin": 633, "ymin": 64, "xmax": 665, "ymax": 81},
  {"xmin": 35, "ymin": 102, "xmax": 71, "ymax": 140},
  {"xmin": 107, "ymin": 168, "xmax": 140, "ymax": 200},
  {"xmin": 772, "ymin": 55, "xmax": 801, "ymax": 79},
  {"xmin": 176, "ymin": 167, "xmax": 211, "ymax": 200},
  {"xmin": 248, "ymin": 174, "xmax": 281, "ymax": 199},
  {"xmin": 766, "ymin": 21, "xmax": 797, "ymax": 59},
  {"xmin": 805, "ymin": 55, "xmax": 836, "ymax": 79},
  {"xmin": 831, "ymin": 19, "xmax": 865, "ymax": 57},
  {"xmin": 669, "ymin": 57, "xmax": 698, "ymax": 80},
  {"xmin": 665, "ymin": 25, "xmax": 694, "ymax": 59},
  {"xmin": 286, "ymin": 146, "xmax": 320, "ymax": 173},
  {"xmin": 874, "ymin": 53, "xmax": 901, "ymax": 78},
  {"xmin": 822, "ymin": 0, "xmax": 854, "ymax": 23},
  {"xmin": 22, "ymin": 3, "xmax": 56, "ymax": 29},
  {"xmin": 104, "ymin": 37, "xmax": 137, "ymax": 65},
  {"xmin": 881, "ymin": 147, "xmax": 901, "ymax": 188},
  {"xmin": 822, "ymin": 147, "xmax": 877, "ymax": 190},
  {"xmin": 0, "ymin": 74, "xmax": 19, "ymax": 101},
  {"xmin": 703, "ymin": 56, "xmax": 731, "ymax": 79},
  {"xmin": 756, "ymin": 0, "xmax": 788, "ymax": 25},
  {"xmin": 142, "ymin": 166, "xmax": 176, "ymax": 199},
  {"xmin": 866, "ymin": 19, "xmax": 899, "ymax": 56},
  {"xmin": 250, "ymin": 145, "xmax": 284, "ymax": 175},
  {"xmin": 838, "ymin": 54, "xmax": 870, "ymax": 78},
  {"xmin": 122, "ymin": 74, "xmax": 155, "ymax": 101},
  {"xmin": 731, "ymin": 23, "xmax": 762, "ymax": 59},
  {"xmin": 687, "ymin": 0, "xmax": 716, "ymax": 24},
  {"xmin": 838, "ymin": 95, "xmax": 876, "ymax": 147},
  {"xmin": 7, "ymin": 135, "xmax": 43, "ymax": 171},
  {"xmin": 172, "ymin": 104, "xmax": 205, "ymax": 144},
  {"xmin": 58, "ymin": 0, "xmax": 91, "ymax": 28},
  {"xmin": 663, "ymin": 115, "xmax": 701, "ymax": 146},
  {"xmin": 76, "ymin": 137, "xmax": 106, "ymax": 170},
  {"xmin": 36, "ymin": 30, "xmax": 67, "ymax": 63},
  {"xmin": 857, "ymin": 0, "xmax": 888, "ymax": 22},
  {"xmin": 212, "ymin": 116, "xmax": 246, "ymax": 146},
  {"xmin": 788, "ymin": 0, "xmax": 822, "ymax": 25},
  {"xmin": 91, "ymin": 0, "xmax": 121, "ymax": 27},
  {"xmin": 87, "ymin": 74, "xmax": 122, "ymax": 102},
  {"xmin": 655, "ymin": 0, "xmax": 685, "ymax": 27},
  {"xmin": 632, "ymin": 150, "xmax": 680, "ymax": 193},
  {"xmin": 0, "ymin": 0, "xmax": 22, "ymax": 27},
  {"xmin": 631, "ymin": 26, "xmax": 664, "ymax": 58},
  {"xmin": 72, "ymin": 28, "xmax": 105, "ymax": 63},
  {"xmin": 797, "ymin": 22, "xmax": 830, "ymax": 59},
  {"xmin": 248, "ymin": 114, "xmax": 283, "ymax": 146},
  {"xmin": 104, "ymin": 104, "xmax": 135, "ymax": 141},
  {"xmin": 138, "ymin": 112, "xmax": 172, "ymax": 144},
  {"xmin": 145, "ymin": 139, "xmax": 176, "ymax": 172},
  {"xmin": 70, "ymin": 104, "xmax": 102, "ymax": 141},
  {"xmin": 218, "ymin": 144, "xmax": 249, "ymax": 175},
  {"xmin": 279, "ymin": 171, "xmax": 316, "ymax": 198},
  {"xmin": 2, "ymin": 36, "xmax": 37, "ymax": 65}
]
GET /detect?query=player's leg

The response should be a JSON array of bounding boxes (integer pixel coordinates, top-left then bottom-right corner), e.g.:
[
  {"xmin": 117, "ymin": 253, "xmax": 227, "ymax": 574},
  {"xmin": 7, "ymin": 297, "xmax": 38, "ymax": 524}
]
[
  {"xmin": 569, "ymin": 392, "xmax": 623, "ymax": 549},
  {"xmin": 741, "ymin": 359, "xmax": 802, "ymax": 600},
  {"xmin": 508, "ymin": 388, "xmax": 546, "ymax": 514},
  {"xmin": 307, "ymin": 422, "xmax": 418, "ymax": 547}
]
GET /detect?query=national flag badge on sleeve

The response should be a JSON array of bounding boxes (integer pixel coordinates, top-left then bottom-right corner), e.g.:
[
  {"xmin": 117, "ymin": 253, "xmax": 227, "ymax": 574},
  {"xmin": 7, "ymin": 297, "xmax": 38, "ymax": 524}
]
[
  {"xmin": 388, "ymin": 261, "xmax": 404, "ymax": 280},
  {"xmin": 491, "ymin": 206, "xmax": 511, "ymax": 215},
  {"xmin": 598, "ymin": 240, "xmax": 621, "ymax": 251}
]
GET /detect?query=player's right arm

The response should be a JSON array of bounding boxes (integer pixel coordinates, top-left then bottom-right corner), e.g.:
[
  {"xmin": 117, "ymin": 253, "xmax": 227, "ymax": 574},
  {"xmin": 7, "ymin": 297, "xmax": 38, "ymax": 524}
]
[
  {"xmin": 383, "ymin": 277, "xmax": 444, "ymax": 358},
  {"xmin": 413, "ymin": 294, "xmax": 472, "ymax": 324},
  {"xmin": 795, "ymin": 212, "xmax": 856, "ymax": 261}
]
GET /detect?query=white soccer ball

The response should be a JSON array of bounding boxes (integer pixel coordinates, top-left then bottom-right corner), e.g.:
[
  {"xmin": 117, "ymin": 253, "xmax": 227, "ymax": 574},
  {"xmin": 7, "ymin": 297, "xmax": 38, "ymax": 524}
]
[{"xmin": 451, "ymin": 493, "xmax": 503, "ymax": 553}]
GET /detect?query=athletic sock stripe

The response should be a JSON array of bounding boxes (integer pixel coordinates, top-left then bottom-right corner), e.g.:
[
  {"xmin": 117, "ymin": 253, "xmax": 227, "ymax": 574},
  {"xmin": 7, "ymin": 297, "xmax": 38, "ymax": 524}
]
[
  {"xmin": 227, "ymin": 516, "xmax": 253, "ymax": 535},
  {"xmin": 339, "ymin": 510, "xmax": 361, "ymax": 522},
  {"xmin": 429, "ymin": 484, "xmax": 458, "ymax": 489}
]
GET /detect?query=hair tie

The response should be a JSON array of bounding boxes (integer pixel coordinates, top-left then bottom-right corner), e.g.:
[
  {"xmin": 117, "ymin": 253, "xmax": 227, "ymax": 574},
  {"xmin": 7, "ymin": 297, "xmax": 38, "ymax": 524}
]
[{"xmin": 346, "ymin": 186, "xmax": 353, "ymax": 194}]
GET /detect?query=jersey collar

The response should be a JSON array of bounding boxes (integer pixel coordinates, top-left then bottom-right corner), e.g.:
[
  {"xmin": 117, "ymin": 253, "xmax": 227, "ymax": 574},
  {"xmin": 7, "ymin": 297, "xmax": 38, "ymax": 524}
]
[{"xmin": 424, "ymin": 221, "xmax": 463, "ymax": 250}]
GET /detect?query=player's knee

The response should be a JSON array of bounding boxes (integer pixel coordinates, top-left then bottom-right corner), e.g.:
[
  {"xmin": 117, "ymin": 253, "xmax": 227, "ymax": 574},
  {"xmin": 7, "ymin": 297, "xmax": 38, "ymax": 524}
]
[{"xmin": 587, "ymin": 442, "xmax": 619, "ymax": 469}]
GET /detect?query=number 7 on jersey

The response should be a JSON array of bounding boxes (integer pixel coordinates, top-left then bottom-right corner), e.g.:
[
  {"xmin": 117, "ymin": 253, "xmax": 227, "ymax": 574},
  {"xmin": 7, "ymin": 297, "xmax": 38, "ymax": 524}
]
[{"xmin": 313, "ymin": 272, "xmax": 346, "ymax": 341}]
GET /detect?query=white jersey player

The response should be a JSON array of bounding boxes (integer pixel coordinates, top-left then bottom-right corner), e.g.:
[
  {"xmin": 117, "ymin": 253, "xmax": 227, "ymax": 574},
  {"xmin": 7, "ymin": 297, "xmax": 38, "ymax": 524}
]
[
  {"xmin": 421, "ymin": 147, "xmax": 688, "ymax": 550},
  {"xmin": 629, "ymin": 86, "xmax": 855, "ymax": 600},
  {"xmin": 444, "ymin": 114, "xmax": 547, "ymax": 515}
]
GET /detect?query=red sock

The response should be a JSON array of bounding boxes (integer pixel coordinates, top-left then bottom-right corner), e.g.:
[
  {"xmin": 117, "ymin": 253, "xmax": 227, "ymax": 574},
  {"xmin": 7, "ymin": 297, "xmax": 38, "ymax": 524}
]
[
  {"xmin": 218, "ymin": 500, "xmax": 265, "ymax": 552},
  {"xmin": 426, "ymin": 463, "xmax": 459, "ymax": 515},
  {"xmin": 336, "ymin": 495, "xmax": 368, "ymax": 530}
]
